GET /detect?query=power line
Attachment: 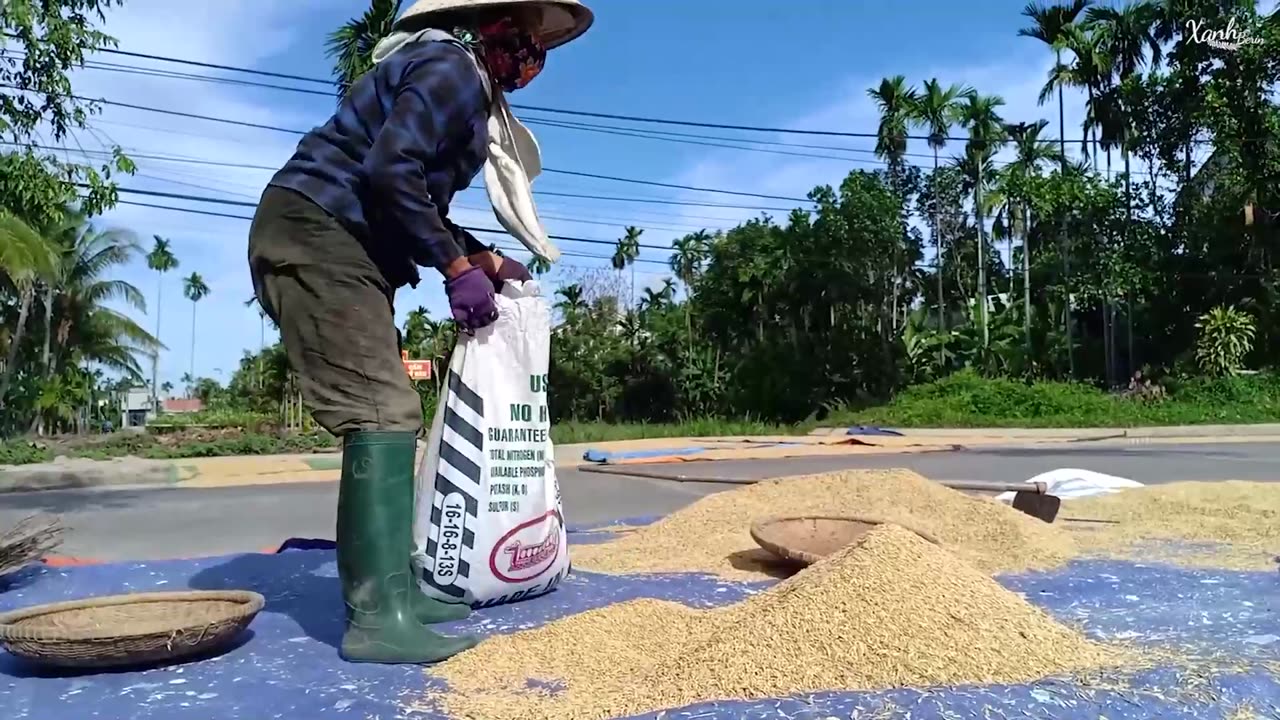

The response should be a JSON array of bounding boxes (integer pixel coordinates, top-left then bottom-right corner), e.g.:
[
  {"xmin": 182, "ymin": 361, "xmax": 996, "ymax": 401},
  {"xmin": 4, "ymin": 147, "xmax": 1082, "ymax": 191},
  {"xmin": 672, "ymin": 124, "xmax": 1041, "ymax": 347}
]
[
  {"xmin": 72, "ymin": 45, "xmax": 1090, "ymax": 144},
  {"xmin": 108, "ymin": 186, "xmax": 683, "ymax": 253},
  {"xmin": 1, "ymin": 81, "xmax": 813, "ymax": 203},
  {"xmin": 52, "ymin": 65, "xmax": 1127, "ymax": 177},
  {"xmin": 72, "ymin": 58, "xmax": 959, "ymax": 165},
  {"xmin": 113, "ymin": 199, "xmax": 675, "ymax": 267},
  {"xmin": 131, "ymin": 167, "xmax": 725, "ymax": 233},
  {"xmin": 9, "ymin": 132, "xmax": 804, "ymax": 213}
]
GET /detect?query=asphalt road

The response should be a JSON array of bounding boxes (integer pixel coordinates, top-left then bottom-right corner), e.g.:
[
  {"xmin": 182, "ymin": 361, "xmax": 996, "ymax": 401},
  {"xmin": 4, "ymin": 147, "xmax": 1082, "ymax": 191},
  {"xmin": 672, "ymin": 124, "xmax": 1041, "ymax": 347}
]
[{"xmin": 2, "ymin": 442, "xmax": 1275, "ymax": 562}]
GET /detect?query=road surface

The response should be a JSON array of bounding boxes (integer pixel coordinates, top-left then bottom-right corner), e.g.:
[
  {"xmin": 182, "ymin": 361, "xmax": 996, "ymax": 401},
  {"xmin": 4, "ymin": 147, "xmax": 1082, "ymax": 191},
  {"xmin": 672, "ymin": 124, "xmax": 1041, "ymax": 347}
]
[{"xmin": 2, "ymin": 442, "xmax": 1274, "ymax": 562}]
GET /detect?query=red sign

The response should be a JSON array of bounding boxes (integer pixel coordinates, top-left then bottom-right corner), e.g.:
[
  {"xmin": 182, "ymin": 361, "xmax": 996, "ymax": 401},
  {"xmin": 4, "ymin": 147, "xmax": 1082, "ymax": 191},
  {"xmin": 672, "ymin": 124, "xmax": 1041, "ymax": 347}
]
[{"xmin": 402, "ymin": 351, "xmax": 433, "ymax": 381}]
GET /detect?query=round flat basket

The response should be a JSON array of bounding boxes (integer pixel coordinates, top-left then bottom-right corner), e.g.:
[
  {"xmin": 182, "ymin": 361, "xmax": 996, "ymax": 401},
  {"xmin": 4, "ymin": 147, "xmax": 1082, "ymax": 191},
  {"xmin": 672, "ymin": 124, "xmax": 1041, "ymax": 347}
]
[
  {"xmin": 750, "ymin": 515, "xmax": 942, "ymax": 567},
  {"xmin": 0, "ymin": 590, "xmax": 265, "ymax": 669}
]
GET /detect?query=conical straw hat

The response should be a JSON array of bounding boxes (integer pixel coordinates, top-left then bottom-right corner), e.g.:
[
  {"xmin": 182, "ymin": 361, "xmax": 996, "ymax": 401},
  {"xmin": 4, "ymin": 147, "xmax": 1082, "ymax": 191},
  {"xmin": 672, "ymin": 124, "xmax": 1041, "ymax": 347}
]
[{"xmin": 397, "ymin": 0, "xmax": 594, "ymax": 49}]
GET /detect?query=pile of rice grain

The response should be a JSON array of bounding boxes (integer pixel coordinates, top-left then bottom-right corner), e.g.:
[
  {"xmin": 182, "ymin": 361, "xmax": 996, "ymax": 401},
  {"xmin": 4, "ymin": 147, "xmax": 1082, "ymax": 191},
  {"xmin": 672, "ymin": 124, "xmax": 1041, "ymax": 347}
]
[
  {"xmin": 429, "ymin": 525, "xmax": 1121, "ymax": 720},
  {"xmin": 571, "ymin": 469, "xmax": 1076, "ymax": 579},
  {"xmin": 1066, "ymin": 480, "xmax": 1280, "ymax": 570}
]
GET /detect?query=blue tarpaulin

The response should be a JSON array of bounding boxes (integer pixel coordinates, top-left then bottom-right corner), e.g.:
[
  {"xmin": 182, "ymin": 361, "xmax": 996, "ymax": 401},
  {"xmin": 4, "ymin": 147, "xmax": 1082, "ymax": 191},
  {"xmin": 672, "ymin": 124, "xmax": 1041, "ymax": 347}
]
[
  {"xmin": 2, "ymin": 519, "xmax": 1277, "ymax": 720},
  {"xmin": 581, "ymin": 447, "xmax": 708, "ymax": 463},
  {"xmin": 845, "ymin": 425, "xmax": 904, "ymax": 437}
]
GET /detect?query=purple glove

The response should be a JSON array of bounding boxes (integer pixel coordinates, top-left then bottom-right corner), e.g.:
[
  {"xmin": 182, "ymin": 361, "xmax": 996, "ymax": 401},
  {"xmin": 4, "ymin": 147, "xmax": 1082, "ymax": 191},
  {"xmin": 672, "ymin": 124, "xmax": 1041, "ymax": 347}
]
[
  {"xmin": 445, "ymin": 266, "xmax": 499, "ymax": 331},
  {"xmin": 492, "ymin": 257, "xmax": 533, "ymax": 290}
]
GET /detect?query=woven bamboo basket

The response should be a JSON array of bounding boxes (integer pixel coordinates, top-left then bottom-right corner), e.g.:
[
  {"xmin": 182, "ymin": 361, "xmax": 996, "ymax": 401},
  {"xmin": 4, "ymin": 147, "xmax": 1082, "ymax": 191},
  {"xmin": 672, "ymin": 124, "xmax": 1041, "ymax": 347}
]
[
  {"xmin": 750, "ymin": 515, "xmax": 943, "ymax": 567},
  {"xmin": 0, "ymin": 590, "xmax": 265, "ymax": 669}
]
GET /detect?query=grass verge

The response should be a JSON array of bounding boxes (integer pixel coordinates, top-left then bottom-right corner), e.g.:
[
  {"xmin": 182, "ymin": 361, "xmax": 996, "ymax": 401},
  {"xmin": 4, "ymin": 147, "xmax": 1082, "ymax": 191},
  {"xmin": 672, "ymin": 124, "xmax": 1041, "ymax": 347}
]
[
  {"xmin": 4, "ymin": 372, "xmax": 1278, "ymax": 466},
  {"xmin": 834, "ymin": 370, "xmax": 1280, "ymax": 428}
]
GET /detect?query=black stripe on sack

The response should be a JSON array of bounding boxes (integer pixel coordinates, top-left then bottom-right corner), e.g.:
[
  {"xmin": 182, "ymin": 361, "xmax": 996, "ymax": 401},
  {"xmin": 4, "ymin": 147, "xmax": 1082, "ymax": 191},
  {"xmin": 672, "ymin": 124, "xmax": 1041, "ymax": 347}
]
[
  {"xmin": 462, "ymin": 528, "xmax": 475, "ymax": 549},
  {"xmin": 440, "ymin": 441, "xmax": 482, "ymax": 485},
  {"xmin": 457, "ymin": 558, "xmax": 471, "ymax": 579},
  {"xmin": 432, "ymin": 471, "xmax": 480, "ymax": 516},
  {"xmin": 444, "ymin": 406, "xmax": 484, "ymax": 451},
  {"xmin": 448, "ymin": 370, "xmax": 485, "ymax": 418}
]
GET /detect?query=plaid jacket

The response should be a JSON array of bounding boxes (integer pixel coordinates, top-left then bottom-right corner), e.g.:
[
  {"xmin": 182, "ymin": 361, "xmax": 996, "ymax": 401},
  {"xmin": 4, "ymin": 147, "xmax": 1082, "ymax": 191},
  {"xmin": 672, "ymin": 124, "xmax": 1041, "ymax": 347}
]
[{"xmin": 269, "ymin": 40, "xmax": 491, "ymax": 288}]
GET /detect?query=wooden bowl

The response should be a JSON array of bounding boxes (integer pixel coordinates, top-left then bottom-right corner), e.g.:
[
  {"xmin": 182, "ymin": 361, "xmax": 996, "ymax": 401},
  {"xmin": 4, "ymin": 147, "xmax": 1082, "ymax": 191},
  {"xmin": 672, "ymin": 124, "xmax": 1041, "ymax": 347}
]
[
  {"xmin": 749, "ymin": 515, "xmax": 942, "ymax": 567},
  {"xmin": 0, "ymin": 590, "xmax": 265, "ymax": 669}
]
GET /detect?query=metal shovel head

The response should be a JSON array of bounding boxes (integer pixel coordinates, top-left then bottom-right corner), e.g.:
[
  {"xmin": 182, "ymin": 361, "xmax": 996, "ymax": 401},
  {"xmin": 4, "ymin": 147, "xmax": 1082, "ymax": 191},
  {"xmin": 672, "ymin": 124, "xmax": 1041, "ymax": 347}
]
[{"xmin": 1012, "ymin": 491, "xmax": 1061, "ymax": 523}]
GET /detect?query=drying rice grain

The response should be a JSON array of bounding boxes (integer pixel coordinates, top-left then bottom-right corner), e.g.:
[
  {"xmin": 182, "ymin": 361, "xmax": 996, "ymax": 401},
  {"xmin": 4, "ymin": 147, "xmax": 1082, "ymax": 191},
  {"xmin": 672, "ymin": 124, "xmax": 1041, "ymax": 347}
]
[
  {"xmin": 1067, "ymin": 480, "xmax": 1280, "ymax": 570},
  {"xmin": 428, "ymin": 525, "xmax": 1121, "ymax": 720},
  {"xmin": 571, "ymin": 469, "xmax": 1076, "ymax": 579}
]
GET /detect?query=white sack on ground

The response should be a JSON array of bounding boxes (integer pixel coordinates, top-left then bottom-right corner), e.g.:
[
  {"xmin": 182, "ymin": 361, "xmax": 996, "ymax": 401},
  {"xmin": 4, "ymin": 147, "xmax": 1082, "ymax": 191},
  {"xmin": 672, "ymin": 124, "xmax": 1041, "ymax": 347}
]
[
  {"xmin": 412, "ymin": 280, "xmax": 569, "ymax": 608},
  {"xmin": 996, "ymin": 468, "xmax": 1146, "ymax": 503}
]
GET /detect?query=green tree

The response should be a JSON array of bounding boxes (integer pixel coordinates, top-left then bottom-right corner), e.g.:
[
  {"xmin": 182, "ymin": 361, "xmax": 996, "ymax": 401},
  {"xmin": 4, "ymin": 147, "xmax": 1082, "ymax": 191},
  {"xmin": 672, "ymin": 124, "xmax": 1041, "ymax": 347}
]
[
  {"xmin": 999, "ymin": 119, "xmax": 1060, "ymax": 349},
  {"xmin": 958, "ymin": 92, "xmax": 1008, "ymax": 347},
  {"xmin": 0, "ymin": 213, "xmax": 57, "ymax": 407},
  {"xmin": 529, "ymin": 254, "xmax": 552, "ymax": 276},
  {"xmin": 326, "ymin": 0, "xmax": 403, "ymax": 98},
  {"xmin": 1020, "ymin": 0, "xmax": 1093, "ymax": 375},
  {"xmin": 146, "ymin": 236, "xmax": 179, "ymax": 403},
  {"xmin": 611, "ymin": 226, "xmax": 642, "ymax": 308},
  {"xmin": 0, "ymin": 0, "xmax": 134, "ymax": 225},
  {"xmin": 911, "ymin": 79, "xmax": 970, "ymax": 341},
  {"xmin": 183, "ymin": 272, "xmax": 210, "ymax": 383}
]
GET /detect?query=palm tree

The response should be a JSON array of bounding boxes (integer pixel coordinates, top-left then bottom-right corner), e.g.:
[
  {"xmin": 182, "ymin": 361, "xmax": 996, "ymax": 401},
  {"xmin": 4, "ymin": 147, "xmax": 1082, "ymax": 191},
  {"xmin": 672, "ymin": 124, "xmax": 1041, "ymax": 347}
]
[
  {"xmin": 554, "ymin": 283, "xmax": 588, "ymax": 320},
  {"xmin": 669, "ymin": 230, "xmax": 710, "ymax": 289},
  {"xmin": 0, "ymin": 213, "xmax": 58, "ymax": 407},
  {"xmin": 1085, "ymin": 1, "xmax": 1160, "ymax": 380},
  {"xmin": 243, "ymin": 296, "xmax": 277, "ymax": 391},
  {"xmin": 53, "ymin": 221, "xmax": 158, "ymax": 381},
  {"xmin": 958, "ymin": 92, "xmax": 1008, "ymax": 347},
  {"xmin": 670, "ymin": 230, "xmax": 710, "ymax": 340},
  {"xmin": 612, "ymin": 226, "xmax": 642, "ymax": 307},
  {"xmin": 868, "ymin": 76, "xmax": 920, "ymax": 178},
  {"xmin": 326, "ymin": 0, "xmax": 403, "ymax": 98},
  {"xmin": 1021, "ymin": 0, "xmax": 1092, "ymax": 375},
  {"xmin": 1021, "ymin": 0, "xmax": 1093, "ymax": 162},
  {"xmin": 146, "ymin": 235, "xmax": 179, "ymax": 406},
  {"xmin": 1002, "ymin": 120, "xmax": 1062, "ymax": 349},
  {"xmin": 34, "ymin": 209, "xmax": 84, "ymax": 388},
  {"xmin": 183, "ymin": 272, "xmax": 210, "ymax": 384},
  {"xmin": 869, "ymin": 76, "xmax": 921, "ymax": 328},
  {"xmin": 911, "ymin": 79, "xmax": 971, "ymax": 342},
  {"xmin": 529, "ymin": 255, "xmax": 552, "ymax": 277}
]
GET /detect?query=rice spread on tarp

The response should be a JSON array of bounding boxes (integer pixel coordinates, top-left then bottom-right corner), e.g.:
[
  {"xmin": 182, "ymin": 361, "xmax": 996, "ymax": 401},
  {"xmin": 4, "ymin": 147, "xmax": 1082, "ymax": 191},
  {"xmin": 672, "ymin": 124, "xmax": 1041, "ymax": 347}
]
[
  {"xmin": 570, "ymin": 469, "xmax": 1077, "ymax": 579},
  {"xmin": 426, "ymin": 525, "xmax": 1122, "ymax": 720},
  {"xmin": 1065, "ymin": 479, "xmax": 1280, "ymax": 570}
]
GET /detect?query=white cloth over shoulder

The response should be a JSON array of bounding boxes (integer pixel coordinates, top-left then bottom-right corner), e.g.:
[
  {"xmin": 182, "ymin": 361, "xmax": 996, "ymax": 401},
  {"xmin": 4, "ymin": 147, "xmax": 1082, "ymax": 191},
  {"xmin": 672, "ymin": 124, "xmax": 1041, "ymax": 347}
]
[
  {"xmin": 372, "ymin": 29, "xmax": 559, "ymax": 262},
  {"xmin": 996, "ymin": 468, "xmax": 1145, "ymax": 503}
]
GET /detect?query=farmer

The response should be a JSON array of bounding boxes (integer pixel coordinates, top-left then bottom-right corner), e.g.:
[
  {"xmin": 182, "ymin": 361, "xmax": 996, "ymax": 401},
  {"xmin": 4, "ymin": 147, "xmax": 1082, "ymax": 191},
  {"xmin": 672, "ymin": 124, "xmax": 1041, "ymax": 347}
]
[{"xmin": 247, "ymin": 0, "xmax": 593, "ymax": 664}]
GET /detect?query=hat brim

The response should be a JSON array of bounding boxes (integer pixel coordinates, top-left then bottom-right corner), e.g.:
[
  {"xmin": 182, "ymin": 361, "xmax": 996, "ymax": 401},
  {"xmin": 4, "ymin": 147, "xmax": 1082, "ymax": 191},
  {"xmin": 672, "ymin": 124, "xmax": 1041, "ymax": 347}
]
[
  {"xmin": 397, "ymin": 0, "xmax": 594, "ymax": 50},
  {"xmin": 536, "ymin": 3, "xmax": 594, "ymax": 49}
]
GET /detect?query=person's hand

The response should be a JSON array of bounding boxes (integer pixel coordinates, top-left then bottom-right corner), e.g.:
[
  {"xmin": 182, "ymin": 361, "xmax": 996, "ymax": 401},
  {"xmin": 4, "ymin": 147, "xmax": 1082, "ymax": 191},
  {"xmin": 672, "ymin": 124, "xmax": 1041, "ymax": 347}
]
[
  {"xmin": 467, "ymin": 251, "xmax": 532, "ymax": 291},
  {"xmin": 444, "ymin": 265, "xmax": 498, "ymax": 331}
]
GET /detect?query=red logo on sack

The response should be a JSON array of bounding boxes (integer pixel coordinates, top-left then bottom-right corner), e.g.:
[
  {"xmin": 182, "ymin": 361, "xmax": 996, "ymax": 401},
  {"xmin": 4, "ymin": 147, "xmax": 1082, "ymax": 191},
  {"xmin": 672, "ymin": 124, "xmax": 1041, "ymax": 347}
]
[{"xmin": 489, "ymin": 510, "xmax": 563, "ymax": 584}]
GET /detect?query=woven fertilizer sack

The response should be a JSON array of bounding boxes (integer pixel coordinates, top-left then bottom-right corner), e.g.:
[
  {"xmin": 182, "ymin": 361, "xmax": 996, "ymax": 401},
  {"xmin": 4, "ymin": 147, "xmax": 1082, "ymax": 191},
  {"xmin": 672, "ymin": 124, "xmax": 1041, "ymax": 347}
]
[{"xmin": 412, "ymin": 280, "xmax": 569, "ymax": 608}]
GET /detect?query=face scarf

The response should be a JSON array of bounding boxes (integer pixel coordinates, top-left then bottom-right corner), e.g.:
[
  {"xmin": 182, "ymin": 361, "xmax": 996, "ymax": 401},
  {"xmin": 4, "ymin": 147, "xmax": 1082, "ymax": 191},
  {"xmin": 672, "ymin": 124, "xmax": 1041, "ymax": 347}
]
[
  {"xmin": 370, "ymin": 23, "xmax": 559, "ymax": 263},
  {"xmin": 471, "ymin": 17, "xmax": 547, "ymax": 93}
]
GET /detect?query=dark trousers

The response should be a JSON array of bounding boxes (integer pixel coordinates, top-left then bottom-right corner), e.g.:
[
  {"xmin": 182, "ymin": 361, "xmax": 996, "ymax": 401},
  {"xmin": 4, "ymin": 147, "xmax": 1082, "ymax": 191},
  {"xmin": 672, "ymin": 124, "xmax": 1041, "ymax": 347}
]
[{"xmin": 248, "ymin": 186, "xmax": 422, "ymax": 436}]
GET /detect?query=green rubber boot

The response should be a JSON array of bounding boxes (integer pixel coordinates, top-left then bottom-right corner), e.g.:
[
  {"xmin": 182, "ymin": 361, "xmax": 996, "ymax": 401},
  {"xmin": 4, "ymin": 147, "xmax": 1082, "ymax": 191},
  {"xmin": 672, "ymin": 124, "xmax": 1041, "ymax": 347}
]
[{"xmin": 336, "ymin": 431, "xmax": 478, "ymax": 664}]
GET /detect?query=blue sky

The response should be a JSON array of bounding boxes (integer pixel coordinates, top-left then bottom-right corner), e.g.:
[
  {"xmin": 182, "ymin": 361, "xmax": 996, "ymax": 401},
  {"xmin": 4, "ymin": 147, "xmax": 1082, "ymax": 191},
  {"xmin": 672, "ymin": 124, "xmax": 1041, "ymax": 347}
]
[{"xmin": 67, "ymin": 0, "xmax": 1109, "ymax": 391}]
